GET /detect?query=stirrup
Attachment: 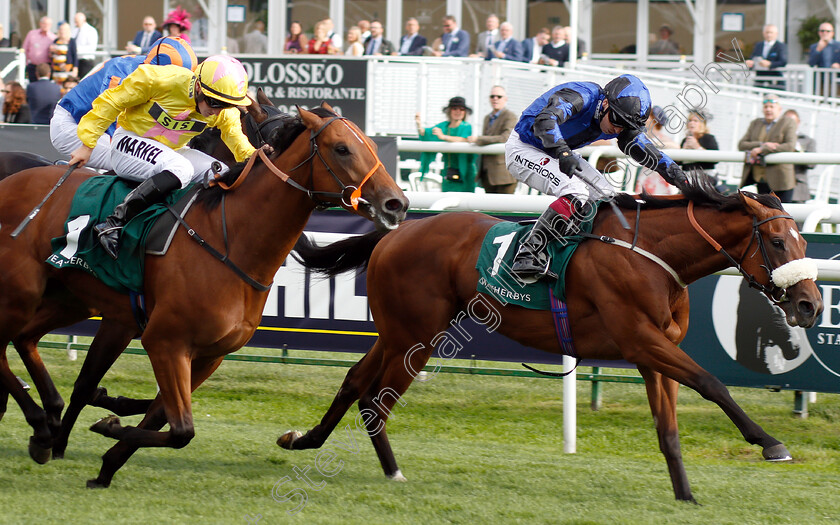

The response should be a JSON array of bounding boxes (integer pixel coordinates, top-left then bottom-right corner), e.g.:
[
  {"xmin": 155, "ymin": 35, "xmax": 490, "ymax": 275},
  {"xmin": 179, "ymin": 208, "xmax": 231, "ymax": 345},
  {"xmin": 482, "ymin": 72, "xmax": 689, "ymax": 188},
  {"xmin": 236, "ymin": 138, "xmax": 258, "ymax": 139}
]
[{"xmin": 511, "ymin": 256, "xmax": 559, "ymax": 284}]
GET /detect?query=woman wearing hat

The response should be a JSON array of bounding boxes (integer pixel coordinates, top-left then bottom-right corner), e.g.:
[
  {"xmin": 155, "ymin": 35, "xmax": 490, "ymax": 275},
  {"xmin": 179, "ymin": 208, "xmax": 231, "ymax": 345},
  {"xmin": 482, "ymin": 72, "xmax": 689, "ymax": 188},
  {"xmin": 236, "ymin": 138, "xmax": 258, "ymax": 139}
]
[
  {"xmin": 415, "ymin": 96, "xmax": 477, "ymax": 192},
  {"xmin": 163, "ymin": 6, "xmax": 191, "ymax": 42}
]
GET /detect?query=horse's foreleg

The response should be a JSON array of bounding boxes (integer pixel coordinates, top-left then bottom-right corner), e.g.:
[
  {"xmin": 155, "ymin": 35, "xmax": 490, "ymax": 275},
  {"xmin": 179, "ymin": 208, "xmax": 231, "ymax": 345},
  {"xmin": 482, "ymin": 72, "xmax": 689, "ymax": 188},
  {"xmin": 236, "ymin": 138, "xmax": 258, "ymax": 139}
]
[
  {"xmin": 13, "ymin": 339, "xmax": 64, "ymax": 439},
  {"xmin": 54, "ymin": 322, "xmax": 135, "ymax": 459},
  {"xmin": 279, "ymin": 342, "xmax": 385, "ymax": 451},
  {"xmin": 638, "ymin": 365, "xmax": 694, "ymax": 503},
  {"xmin": 628, "ymin": 324, "xmax": 788, "ymax": 461},
  {"xmin": 0, "ymin": 349, "xmax": 52, "ymax": 463},
  {"xmin": 87, "ymin": 354, "xmax": 223, "ymax": 488}
]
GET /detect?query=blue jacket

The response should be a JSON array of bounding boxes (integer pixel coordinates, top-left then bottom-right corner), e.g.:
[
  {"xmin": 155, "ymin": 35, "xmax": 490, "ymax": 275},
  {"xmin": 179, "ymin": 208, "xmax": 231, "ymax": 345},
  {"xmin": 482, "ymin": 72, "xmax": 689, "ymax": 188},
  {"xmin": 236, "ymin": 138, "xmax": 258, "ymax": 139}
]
[
  {"xmin": 520, "ymin": 37, "xmax": 538, "ymax": 62},
  {"xmin": 442, "ymin": 29, "xmax": 470, "ymax": 57},
  {"xmin": 399, "ymin": 33, "xmax": 427, "ymax": 56},
  {"xmin": 58, "ymin": 55, "xmax": 146, "ymax": 136},
  {"xmin": 808, "ymin": 40, "xmax": 840, "ymax": 68},
  {"xmin": 486, "ymin": 37, "xmax": 523, "ymax": 62},
  {"xmin": 26, "ymin": 78, "xmax": 62, "ymax": 125},
  {"xmin": 514, "ymin": 81, "xmax": 677, "ymax": 179},
  {"xmin": 132, "ymin": 29, "xmax": 163, "ymax": 54}
]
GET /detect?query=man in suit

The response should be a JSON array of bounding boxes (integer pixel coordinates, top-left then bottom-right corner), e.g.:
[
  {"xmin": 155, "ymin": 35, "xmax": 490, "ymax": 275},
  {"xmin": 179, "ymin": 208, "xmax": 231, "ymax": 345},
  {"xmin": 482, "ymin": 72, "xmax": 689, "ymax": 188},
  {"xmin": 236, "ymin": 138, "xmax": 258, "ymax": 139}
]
[
  {"xmin": 364, "ymin": 20, "xmax": 396, "ymax": 56},
  {"xmin": 126, "ymin": 16, "xmax": 162, "ymax": 54},
  {"xmin": 27, "ymin": 63, "xmax": 61, "ymax": 125},
  {"xmin": 432, "ymin": 15, "xmax": 470, "ymax": 57},
  {"xmin": 745, "ymin": 24, "xmax": 788, "ymax": 90},
  {"xmin": 487, "ymin": 22, "xmax": 523, "ymax": 62},
  {"xmin": 468, "ymin": 86, "xmax": 518, "ymax": 193},
  {"xmin": 472, "ymin": 14, "xmax": 499, "ymax": 57},
  {"xmin": 521, "ymin": 27, "xmax": 550, "ymax": 63},
  {"xmin": 807, "ymin": 22, "xmax": 840, "ymax": 96},
  {"xmin": 399, "ymin": 17, "xmax": 427, "ymax": 56},
  {"xmin": 738, "ymin": 96, "xmax": 798, "ymax": 202}
]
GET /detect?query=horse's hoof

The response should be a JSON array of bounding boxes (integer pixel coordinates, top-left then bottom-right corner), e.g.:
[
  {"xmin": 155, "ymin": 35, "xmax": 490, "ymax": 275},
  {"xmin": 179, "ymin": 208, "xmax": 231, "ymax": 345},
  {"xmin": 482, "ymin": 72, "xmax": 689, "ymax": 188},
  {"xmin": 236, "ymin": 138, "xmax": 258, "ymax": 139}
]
[
  {"xmin": 387, "ymin": 469, "xmax": 408, "ymax": 482},
  {"xmin": 763, "ymin": 443, "xmax": 792, "ymax": 462},
  {"xmin": 86, "ymin": 478, "xmax": 110, "ymax": 489},
  {"xmin": 277, "ymin": 430, "xmax": 302, "ymax": 449},
  {"xmin": 28, "ymin": 436, "xmax": 52, "ymax": 464},
  {"xmin": 89, "ymin": 414, "xmax": 120, "ymax": 436},
  {"xmin": 90, "ymin": 386, "xmax": 108, "ymax": 406},
  {"xmin": 52, "ymin": 448, "xmax": 65, "ymax": 460}
]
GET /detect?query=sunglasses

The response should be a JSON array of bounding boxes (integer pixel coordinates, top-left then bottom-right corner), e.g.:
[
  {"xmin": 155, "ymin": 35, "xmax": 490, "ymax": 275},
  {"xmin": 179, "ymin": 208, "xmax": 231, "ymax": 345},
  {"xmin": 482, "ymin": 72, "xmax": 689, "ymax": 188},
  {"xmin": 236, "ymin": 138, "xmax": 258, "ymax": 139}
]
[
  {"xmin": 820, "ymin": 29, "xmax": 834, "ymax": 32},
  {"xmin": 608, "ymin": 109, "xmax": 627, "ymax": 129},
  {"xmin": 489, "ymin": 94, "xmax": 504, "ymax": 99},
  {"xmin": 203, "ymin": 93, "xmax": 234, "ymax": 109}
]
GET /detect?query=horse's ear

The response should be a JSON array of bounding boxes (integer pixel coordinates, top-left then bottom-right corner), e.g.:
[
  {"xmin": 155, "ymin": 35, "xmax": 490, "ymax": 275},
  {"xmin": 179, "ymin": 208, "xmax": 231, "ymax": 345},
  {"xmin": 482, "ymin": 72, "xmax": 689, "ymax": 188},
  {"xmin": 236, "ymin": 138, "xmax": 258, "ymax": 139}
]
[
  {"xmin": 297, "ymin": 105, "xmax": 323, "ymax": 129},
  {"xmin": 256, "ymin": 87, "xmax": 273, "ymax": 107},
  {"xmin": 320, "ymin": 100, "xmax": 334, "ymax": 112},
  {"xmin": 738, "ymin": 190, "xmax": 765, "ymax": 216},
  {"xmin": 244, "ymin": 95, "xmax": 265, "ymax": 119}
]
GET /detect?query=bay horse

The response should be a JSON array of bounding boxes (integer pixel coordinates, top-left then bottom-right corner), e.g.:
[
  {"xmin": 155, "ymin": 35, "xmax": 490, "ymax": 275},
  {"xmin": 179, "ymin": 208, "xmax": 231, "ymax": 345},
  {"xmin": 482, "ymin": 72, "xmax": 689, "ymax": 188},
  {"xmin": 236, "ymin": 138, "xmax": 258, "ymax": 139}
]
[
  {"xmin": 279, "ymin": 177, "xmax": 822, "ymax": 503},
  {"xmin": 0, "ymin": 102, "xmax": 409, "ymax": 487},
  {"xmin": 0, "ymin": 91, "xmax": 294, "ymax": 460}
]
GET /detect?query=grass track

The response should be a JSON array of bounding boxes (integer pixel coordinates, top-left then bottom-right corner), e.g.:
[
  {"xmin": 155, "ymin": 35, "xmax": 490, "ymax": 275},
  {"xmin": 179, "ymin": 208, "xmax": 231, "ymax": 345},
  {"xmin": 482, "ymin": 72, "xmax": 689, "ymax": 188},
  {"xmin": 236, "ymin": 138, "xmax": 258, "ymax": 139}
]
[{"xmin": 1, "ymin": 346, "xmax": 840, "ymax": 524}]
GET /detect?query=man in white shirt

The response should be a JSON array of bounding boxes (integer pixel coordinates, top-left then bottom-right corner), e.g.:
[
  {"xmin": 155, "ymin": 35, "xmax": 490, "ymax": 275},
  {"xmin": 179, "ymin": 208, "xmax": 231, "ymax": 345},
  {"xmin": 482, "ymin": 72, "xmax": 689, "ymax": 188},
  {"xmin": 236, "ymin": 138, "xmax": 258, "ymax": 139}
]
[
  {"xmin": 399, "ymin": 18, "xmax": 427, "ymax": 56},
  {"xmin": 323, "ymin": 18, "xmax": 342, "ymax": 51},
  {"xmin": 472, "ymin": 14, "xmax": 499, "ymax": 57},
  {"xmin": 72, "ymin": 12, "xmax": 98, "ymax": 78},
  {"xmin": 521, "ymin": 27, "xmax": 550, "ymax": 63}
]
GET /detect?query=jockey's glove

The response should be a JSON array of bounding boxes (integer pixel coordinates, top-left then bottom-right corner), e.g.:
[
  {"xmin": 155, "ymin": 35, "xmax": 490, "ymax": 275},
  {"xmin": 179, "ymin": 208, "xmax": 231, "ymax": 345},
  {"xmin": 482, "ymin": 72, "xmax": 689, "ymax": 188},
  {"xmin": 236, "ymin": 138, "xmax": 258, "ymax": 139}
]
[
  {"xmin": 665, "ymin": 162, "xmax": 689, "ymax": 186},
  {"xmin": 557, "ymin": 150, "xmax": 583, "ymax": 178}
]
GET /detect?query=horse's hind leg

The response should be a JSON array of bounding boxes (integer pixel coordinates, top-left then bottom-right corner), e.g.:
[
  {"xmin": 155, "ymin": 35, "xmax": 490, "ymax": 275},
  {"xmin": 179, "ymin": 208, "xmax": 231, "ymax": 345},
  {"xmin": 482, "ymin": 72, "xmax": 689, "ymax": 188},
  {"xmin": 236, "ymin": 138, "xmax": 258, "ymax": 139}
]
[
  {"xmin": 638, "ymin": 365, "xmax": 694, "ymax": 503},
  {"xmin": 279, "ymin": 342, "xmax": 385, "ymax": 451},
  {"xmin": 0, "ymin": 348, "xmax": 53, "ymax": 463},
  {"xmin": 53, "ymin": 321, "xmax": 137, "ymax": 459}
]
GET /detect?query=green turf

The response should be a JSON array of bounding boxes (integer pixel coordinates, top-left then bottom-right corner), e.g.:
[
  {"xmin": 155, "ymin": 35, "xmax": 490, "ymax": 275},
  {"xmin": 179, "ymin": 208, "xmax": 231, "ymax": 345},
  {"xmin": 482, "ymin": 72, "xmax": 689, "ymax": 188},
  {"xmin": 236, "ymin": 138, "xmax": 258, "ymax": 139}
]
[{"xmin": 2, "ymin": 346, "xmax": 840, "ymax": 524}]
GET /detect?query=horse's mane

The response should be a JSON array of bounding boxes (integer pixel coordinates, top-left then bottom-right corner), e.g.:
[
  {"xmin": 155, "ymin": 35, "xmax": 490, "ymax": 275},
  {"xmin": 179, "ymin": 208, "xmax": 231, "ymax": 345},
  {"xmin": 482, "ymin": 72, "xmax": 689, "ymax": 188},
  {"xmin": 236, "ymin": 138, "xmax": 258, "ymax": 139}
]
[
  {"xmin": 196, "ymin": 107, "xmax": 338, "ymax": 210},
  {"xmin": 612, "ymin": 170, "xmax": 784, "ymax": 213}
]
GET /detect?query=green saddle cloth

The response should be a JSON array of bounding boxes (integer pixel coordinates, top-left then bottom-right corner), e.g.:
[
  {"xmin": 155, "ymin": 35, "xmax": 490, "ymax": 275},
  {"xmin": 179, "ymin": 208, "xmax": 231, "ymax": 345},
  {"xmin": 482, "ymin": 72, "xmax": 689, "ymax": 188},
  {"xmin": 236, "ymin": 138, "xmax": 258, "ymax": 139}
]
[
  {"xmin": 475, "ymin": 216, "xmax": 595, "ymax": 310},
  {"xmin": 48, "ymin": 176, "xmax": 191, "ymax": 294}
]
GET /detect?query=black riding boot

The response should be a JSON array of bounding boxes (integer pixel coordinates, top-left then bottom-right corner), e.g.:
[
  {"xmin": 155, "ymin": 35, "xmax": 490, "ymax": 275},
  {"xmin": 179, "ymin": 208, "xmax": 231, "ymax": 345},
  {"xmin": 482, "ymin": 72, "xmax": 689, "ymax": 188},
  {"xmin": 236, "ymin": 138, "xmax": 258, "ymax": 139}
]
[
  {"xmin": 94, "ymin": 171, "xmax": 181, "ymax": 259},
  {"xmin": 510, "ymin": 200, "xmax": 592, "ymax": 284}
]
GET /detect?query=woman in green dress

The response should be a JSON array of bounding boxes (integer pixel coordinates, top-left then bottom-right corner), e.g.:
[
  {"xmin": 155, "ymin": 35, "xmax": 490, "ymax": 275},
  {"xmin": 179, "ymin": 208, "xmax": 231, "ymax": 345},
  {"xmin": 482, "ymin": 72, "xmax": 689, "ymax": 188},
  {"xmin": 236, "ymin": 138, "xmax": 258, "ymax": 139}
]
[{"xmin": 415, "ymin": 96, "xmax": 478, "ymax": 192}]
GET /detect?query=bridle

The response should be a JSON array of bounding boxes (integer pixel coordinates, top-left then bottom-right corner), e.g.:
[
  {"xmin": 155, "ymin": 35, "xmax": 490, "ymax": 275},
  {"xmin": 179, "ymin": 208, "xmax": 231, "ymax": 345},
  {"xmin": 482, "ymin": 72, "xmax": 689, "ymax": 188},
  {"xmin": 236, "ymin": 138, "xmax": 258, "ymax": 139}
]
[
  {"xmin": 214, "ymin": 113, "xmax": 382, "ymax": 211},
  {"xmin": 687, "ymin": 200, "xmax": 793, "ymax": 303}
]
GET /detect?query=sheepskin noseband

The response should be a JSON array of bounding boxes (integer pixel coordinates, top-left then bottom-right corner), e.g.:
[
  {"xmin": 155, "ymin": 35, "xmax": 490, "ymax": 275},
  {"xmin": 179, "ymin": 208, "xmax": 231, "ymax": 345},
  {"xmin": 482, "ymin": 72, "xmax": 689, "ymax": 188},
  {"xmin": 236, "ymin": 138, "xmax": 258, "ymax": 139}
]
[{"xmin": 771, "ymin": 258, "xmax": 818, "ymax": 289}]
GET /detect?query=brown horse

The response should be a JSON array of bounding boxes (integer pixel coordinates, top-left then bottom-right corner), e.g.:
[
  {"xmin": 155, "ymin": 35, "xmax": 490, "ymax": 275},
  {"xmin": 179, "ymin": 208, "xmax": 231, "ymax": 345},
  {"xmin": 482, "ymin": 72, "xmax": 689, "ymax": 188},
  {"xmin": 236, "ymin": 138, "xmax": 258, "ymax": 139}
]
[
  {"xmin": 0, "ymin": 103, "xmax": 408, "ymax": 487},
  {"xmin": 0, "ymin": 92, "xmax": 294, "ymax": 460},
  {"xmin": 279, "ymin": 178, "xmax": 823, "ymax": 503}
]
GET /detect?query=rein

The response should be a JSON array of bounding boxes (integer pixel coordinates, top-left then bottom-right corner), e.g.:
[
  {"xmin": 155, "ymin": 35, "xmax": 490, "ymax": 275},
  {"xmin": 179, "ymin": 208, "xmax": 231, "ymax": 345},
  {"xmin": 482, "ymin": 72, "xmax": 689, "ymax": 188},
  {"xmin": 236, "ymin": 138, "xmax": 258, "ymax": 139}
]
[
  {"xmin": 211, "ymin": 115, "xmax": 382, "ymax": 211},
  {"xmin": 687, "ymin": 200, "xmax": 793, "ymax": 301}
]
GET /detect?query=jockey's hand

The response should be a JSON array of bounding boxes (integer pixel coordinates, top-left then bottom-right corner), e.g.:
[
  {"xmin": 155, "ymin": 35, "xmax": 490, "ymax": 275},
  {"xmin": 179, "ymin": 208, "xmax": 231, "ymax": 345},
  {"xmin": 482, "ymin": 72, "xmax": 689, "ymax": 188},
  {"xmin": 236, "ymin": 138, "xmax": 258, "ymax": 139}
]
[
  {"xmin": 69, "ymin": 145, "xmax": 93, "ymax": 168},
  {"xmin": 260, "ymin": 143, "xmax": 274, "ymax": 155},
  {"xmin": 665, "ymin": 163, "xmax": 688, "ymax": 186},
  {"xmin": 557, "ymin": 152, "xmax": 582, "ymax": 178}
]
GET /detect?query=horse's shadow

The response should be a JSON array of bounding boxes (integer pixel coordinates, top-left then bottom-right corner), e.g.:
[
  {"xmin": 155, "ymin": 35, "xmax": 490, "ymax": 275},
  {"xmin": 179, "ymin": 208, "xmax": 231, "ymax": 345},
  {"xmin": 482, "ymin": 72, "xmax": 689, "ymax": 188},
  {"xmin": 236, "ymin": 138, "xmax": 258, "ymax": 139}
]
[{"xmin": 735, "ymin": 279, "xmax": 801, "ymax": 374}]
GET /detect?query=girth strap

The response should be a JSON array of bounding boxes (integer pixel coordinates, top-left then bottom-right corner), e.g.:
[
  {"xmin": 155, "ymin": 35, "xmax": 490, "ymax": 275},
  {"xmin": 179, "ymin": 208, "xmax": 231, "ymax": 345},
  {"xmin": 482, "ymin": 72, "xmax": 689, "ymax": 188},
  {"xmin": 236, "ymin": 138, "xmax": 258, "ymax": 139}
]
[{"xmin": 581, "ymin": 232, "xmax": 688, "ymax": 288}]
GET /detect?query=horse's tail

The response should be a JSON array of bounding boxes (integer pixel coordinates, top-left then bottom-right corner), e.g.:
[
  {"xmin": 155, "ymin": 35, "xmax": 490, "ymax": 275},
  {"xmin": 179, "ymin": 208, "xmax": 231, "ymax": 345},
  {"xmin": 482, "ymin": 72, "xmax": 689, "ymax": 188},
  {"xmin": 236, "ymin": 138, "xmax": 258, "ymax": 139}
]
[{"xmin": 292, "ymin": 230, "xmax": 388, "ymax": 277}]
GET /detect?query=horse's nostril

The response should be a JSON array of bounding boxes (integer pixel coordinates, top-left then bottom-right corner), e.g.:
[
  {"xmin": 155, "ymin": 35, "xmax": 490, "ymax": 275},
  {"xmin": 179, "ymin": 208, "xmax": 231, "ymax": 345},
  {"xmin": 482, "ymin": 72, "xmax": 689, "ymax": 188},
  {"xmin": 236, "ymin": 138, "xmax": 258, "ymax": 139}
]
[
  {"xmin": 798, "ymin": 300, "xmax": 815, "ymax": 318},
  {"xmin": 385, "ymin": 198, "xmax": 406, "ymax": 212}
]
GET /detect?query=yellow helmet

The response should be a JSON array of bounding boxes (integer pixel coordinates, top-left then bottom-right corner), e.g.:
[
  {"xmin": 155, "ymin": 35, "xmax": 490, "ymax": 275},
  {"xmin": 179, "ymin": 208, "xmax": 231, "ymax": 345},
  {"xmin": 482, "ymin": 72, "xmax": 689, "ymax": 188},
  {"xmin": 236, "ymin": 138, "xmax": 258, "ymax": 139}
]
[{"xmin": 196, "ymin": 55, "xmax": 249, "ymax": 106}]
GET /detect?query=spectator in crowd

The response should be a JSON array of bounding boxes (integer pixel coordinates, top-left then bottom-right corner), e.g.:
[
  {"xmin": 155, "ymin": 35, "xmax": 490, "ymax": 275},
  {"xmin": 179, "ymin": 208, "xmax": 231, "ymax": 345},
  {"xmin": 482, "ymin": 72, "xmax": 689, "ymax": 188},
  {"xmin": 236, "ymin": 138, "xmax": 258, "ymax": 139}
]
[
  {"xmin": 783, "ymin": 109, "xmax": 816, "ymax": 203},
  {"xmin": 808, "ymin": 22, "xmax": 840, "ymax": 96},
  {"xmin": 468, "ymin": 86, "xmax": 518, "ymax": 194},
  {"xmin": 745, "ymin": 24, "xmax": 788, "ymax": 90},
  {"xmin": 307, "ymin": 21, "xmax": 339, "ymax": 54},
  {"xmin": 127, "ymin": 16, "xmax": 162, "ymax": 54},
  {"xmin": 399, "ymin": 17, "xmax": 427, "ymax": 56},
  {"xmin": 487, "ymin": 22, "xmax": 523, "ymax": 62},
  {"xmin": 808, "ymin": 22, "xmax": 840, "ymax": 68},
  {"xmin": 23, "ymin": 17, "xmax": 55, "ymax": 83},
  {"xmin": 364, "ymin": 20, "xmax": 395, "ymax": 56},
  {"xmin": 432, "ymin": 15, "xmax": 470, "ymax": 57},
  {"xmin": 3, "ymin": 82, "xmax": 30, "ymax": 123},
  {"xmin": 679, "ymin": 109, "xmax": 719, "ymax": 185},
  {"xmin": 345, "ymin": 26, "xmax": 364, "ymax": 56},
  {"xmin": 323, "ymin": 18, "xmax": 342, "ymax": 50},
  {"xmin": 0, "ymin": 24, "xmax": 9, "ymax": 47},
  {"xmin": 540, "ymin": 26, "xmax": 569, "ymax": 67},
  {"xmin": 473, "ymin": 14, "xmax": 499, "ymax": 57},
  {"xmin": 27, "ymin": 62, "xmax": 61, "ymax": 124},
  {"xmin": 284, "ymin": 21, "xmax": 308, "ymax": 54},
  {"xmin": 635, "ymin": 106, "xmax": 680, "ymax": 195},
  {"xmin": 415, "ymin": 96, "xmax": 477, "ymax": 192},
  {"xmin": 650, "ymin": 24, "xmax": 679, "ymax": 55},
  {"xmin": 0, "ymin": 79, "xmax": 5, "ymax": 107},
  {"xmin": 738, "ymin": 96, "xmax": 797, "ymax": 202},
  {"xmin": 61, "ymin": 75, "xmax": 79, "ymax": 96},
  {"xmin": 72, "ymin": 12, "xmax": 98, "ymax": 78},
  {"xmin": 242, "ymin": 20, "xmax": 268, "ymax": 54},
  {"xmin": 163, "ymin": 6, "xmax": 192, "ymax": 42},
  {"xmin": 358, "ymin": 20, "xmax": 371, "ymax": 41},
  {"xmin": 563, "ymin": 26, "xmax": 586, "ymax": 58},
  {"xmin": 50, "ymin": 21, "xmax": 78, "ymax": 85},
  {"xmin": 521, "ymin": 27, "xmax": 550, "ymax": 64}
]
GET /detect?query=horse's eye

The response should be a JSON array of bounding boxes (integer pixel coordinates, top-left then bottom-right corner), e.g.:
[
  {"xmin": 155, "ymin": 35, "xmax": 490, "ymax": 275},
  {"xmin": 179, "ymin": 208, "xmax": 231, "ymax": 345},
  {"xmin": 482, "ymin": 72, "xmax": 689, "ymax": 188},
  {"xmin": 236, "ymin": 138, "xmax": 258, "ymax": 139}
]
[
  {"xmin": 772, "ymin": 238, "xmax": 785, "ymax": 250},
  {"xmin": 335, "ymin": 145, "xmax": 350, "ymax": 156}
]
